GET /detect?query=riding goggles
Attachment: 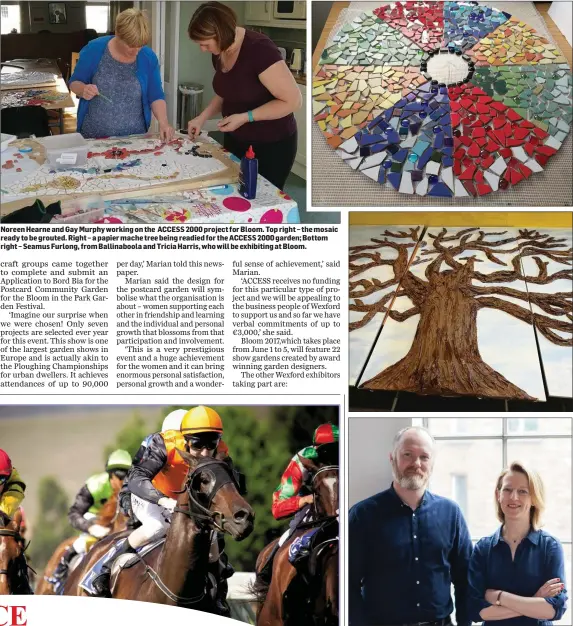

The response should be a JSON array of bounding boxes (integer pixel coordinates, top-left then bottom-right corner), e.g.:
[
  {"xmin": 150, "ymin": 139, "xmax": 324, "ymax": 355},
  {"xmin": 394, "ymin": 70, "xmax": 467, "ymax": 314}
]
[
  {"xmin": 185, "ymin": 433, "xmax": 221, "ymax": 451},
  {"xmin": 0, "ymin": 476, "xmax": 7, "ymax": 486},
  {"xmin": 316, "ymin": 442, "xmax": 339, "ymax": 465},
  {"xmin": 111, "ymin": 469, "xmax": 129, "ymax": 480}
]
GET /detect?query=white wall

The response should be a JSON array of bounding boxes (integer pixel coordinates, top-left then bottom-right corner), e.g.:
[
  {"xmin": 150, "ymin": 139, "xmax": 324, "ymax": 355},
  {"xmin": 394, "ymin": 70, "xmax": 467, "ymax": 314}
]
[
  {"xmin": 178, "ymin": 1, "xmax": 246, "ymax": 106},
  {"xmin": 349, "ymin": 417, "xmax": 413, "ymax": 507},
  {"xmin": 548, "ymin": 1, "xmax": 572, "ymax": 46}
]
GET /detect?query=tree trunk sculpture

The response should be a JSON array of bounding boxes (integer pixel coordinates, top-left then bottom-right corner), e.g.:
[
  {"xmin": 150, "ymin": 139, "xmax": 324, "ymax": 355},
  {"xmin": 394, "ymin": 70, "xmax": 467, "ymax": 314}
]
[{"xmin": 350, "ymin": 227, "xmax": 573, "ymax": 400}]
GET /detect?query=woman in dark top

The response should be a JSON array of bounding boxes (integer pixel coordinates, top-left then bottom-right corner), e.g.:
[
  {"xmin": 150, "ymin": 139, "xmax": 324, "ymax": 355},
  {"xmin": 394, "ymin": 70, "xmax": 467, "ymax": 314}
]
[
  {"xmin": 186, "ymin": 2, "xmax": 301, "ymax": 190},
  {"xmin": 468, "ymin": 462, "xmax": 567, "ymax": 625}
]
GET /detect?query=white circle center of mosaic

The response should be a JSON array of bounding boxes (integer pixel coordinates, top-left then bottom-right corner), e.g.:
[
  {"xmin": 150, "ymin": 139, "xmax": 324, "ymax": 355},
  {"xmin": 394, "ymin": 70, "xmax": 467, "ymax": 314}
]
[{"xmin": 427, "ymin": 55, "xmax": 469, "ymax": 84}]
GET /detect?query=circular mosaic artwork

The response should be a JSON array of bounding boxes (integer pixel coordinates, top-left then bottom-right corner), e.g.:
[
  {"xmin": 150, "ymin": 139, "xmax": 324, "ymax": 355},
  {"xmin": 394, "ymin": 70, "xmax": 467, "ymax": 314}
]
[{"xmin": 313, "ymin": 1, "xmax": 572, "ymax": 197}]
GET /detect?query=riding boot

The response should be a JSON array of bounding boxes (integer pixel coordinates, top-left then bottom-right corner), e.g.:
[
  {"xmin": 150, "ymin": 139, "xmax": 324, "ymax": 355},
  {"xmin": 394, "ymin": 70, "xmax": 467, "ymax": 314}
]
[
  {"xmin": 214, "ymin": 578, "xmax": 231, "ymax": 618},
  {"xmin": 257, "ymin": 539, "xmax": 282, "ymax": 585},
  {"xmin": 92, "ymin": 539, "xmax": 136, "ymax": 598},
  {"xmin": 49, "ymin": 545, "xmax": 78, "ymax": 583}
]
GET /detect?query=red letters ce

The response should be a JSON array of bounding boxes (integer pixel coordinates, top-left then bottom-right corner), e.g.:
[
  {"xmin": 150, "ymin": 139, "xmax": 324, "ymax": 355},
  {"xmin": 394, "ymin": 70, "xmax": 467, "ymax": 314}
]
[{"xmin": 0, "ymin": 606, "xmax": 27, "ymax": 626}]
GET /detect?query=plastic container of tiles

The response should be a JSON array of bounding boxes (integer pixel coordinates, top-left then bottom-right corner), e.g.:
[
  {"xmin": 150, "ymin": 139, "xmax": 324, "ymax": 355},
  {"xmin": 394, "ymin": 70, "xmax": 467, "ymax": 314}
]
[
  {"xmin": 41, "ymin": 133, "xmax": 89, "ymax": 169},
  {"xmin": 52, "ymin": 206, "xmax": 105, "ymax": 224}
]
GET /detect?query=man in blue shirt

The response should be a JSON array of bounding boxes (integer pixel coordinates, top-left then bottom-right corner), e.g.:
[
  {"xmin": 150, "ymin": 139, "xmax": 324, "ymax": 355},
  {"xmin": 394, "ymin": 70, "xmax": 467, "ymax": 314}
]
[{"xmin": 349, "ymin": 426, "xmax": 472, "ymax": 626}]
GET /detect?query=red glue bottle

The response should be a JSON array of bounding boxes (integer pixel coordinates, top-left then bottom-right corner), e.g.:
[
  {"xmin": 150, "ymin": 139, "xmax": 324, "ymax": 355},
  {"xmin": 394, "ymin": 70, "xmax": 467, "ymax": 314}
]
[{"xmin": 238, "ymin": 145, "xmax": 258, "ymax": 200}]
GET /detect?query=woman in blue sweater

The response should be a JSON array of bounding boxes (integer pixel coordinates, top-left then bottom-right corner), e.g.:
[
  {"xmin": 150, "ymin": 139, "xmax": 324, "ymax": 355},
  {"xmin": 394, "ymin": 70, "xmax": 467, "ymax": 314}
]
[
  {"xmin": 69, "ymin": 9, "xmax": 174, "ymax": 141},
  {"xmin": 468, "ymin": 462, "xmax": 568, "ymax": 625}
]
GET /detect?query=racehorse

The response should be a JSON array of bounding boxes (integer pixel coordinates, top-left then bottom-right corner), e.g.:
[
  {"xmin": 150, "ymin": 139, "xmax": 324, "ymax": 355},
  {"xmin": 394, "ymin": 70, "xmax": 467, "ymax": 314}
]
[
  {"xmin": 36, "ymin": 488, "xmax": 127, "ymax": 595},
  {"xmin": 63, "ymin": 451, "xmax": 254, "ymax": 610},
  {"xmin": 0, "ymin": 510, "xmax": 33, "ymax": 595},
  {"xmin": 253, "ymin": 455, "xmax": 339, "ymax": 626}
]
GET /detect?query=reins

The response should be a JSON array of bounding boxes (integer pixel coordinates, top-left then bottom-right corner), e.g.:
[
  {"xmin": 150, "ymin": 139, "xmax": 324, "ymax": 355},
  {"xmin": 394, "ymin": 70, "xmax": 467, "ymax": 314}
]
[
  {"xmin": 138, "ymin": 458, "xmax": 240, "ymax": 604},
  {"xmin": 0, "ymin": 528, "xmax": 34, "ymax": 582},
  {"xmin": 172, "ymin": 459, "xmax": 238, "ymax": 534}
]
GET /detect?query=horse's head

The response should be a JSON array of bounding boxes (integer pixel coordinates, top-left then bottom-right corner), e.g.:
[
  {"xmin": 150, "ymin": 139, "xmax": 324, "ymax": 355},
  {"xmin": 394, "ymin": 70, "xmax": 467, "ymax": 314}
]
[
  {"xmin": 95, "ymin": 490, "xmax": 126, "ymax": 533},
  {"xmin": 299, "ymin": 448, "xmax": 339, "ymax": 518},
  {"xmin": 176, "ymin": 450, "xmax": 254, "ymax": 541},
  {"xmin": 0, "ymin": 510, "xmax": 25, "ymax": 594}
]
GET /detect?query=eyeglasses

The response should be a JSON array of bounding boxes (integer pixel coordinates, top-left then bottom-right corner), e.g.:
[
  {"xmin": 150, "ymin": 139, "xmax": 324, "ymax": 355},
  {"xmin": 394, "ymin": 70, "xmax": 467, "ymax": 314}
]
[
  {"xmin": 186, "ymin": 434, "xmax": 221, "ymax": 451},
  {"xmin": 112, "ymin": 469, "xmax": 128, "ymax": 480}
]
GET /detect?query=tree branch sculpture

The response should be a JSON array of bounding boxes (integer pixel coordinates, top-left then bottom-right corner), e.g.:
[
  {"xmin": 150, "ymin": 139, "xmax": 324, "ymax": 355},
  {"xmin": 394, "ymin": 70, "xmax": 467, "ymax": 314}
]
[{"xmin": 350, "ymin": 227, "xmax": 573, "ymax": 400}]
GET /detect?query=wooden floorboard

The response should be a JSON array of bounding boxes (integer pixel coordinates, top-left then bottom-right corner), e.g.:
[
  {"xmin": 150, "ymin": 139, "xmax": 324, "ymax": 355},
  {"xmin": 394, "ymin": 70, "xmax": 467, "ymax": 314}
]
[{"xmin": 535, "ymin": 1, "xmax": 573, "ymax": 66}]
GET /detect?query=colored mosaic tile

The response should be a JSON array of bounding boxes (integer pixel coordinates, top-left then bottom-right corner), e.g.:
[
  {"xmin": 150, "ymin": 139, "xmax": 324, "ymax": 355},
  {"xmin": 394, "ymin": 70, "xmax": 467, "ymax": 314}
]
[
  {"xmin": 320, "ymin": 11, "xmax": 424, "ymax": 66},
  {"xmin": 313, "ymin": 65, "xmax": 428, "ymax": 144},
  {"xmin": 470, "ymin": 64, "xmax": 572, "ymax": 136},
  {"xmin": 448, "ymin": 82, "xmax": 558, "ymax": 195},
  {"xmin": 373, "ymin": 1, "xmax": 444, "ymax": 51},
  {"xmin": 468, "ymin": 16, "xmax": 568, "ymax": 66},
  {"xmin": 334, "ymin": 82, "xmax": 455, "ymax": 196},
  {"xmin": 443, "ymin": 2, "xmax": 511, "ymax": 51}
]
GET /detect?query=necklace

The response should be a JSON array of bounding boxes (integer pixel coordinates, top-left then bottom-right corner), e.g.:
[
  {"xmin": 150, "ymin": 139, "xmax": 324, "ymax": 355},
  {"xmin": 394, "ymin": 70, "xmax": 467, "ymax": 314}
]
[
  {"xmin": 502, "ymin": 528, "xmax": 529, "ymax": 545},
  {"xmin": 220, "ymin": 31, "xmax": 243, "ymax": 72}
]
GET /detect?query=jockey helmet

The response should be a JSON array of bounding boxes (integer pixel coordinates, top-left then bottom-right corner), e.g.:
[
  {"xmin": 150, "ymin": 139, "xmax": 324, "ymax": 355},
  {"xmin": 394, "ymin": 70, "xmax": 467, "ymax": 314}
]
[
  {"xmin": 313, "ymin": 423, "xmax": 339, "ymax": 447},
  {"xmin": 106, "ymin": 449, "xmax": 133, "ymax": 472},
  {"xmin": 0, "ymin": 449, "xmax": 12, "ymax": 478},
  {"xmin": 161, "ymin": 409, "xmax": 188, "ymax": 433},
  {"xmin": 181, "ymin": 406, "xmax": 223, "ymax": 436}
]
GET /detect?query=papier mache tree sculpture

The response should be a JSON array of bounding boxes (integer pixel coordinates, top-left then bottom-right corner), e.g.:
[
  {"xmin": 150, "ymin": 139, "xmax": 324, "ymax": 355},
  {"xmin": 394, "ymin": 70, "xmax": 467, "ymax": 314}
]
[{"xmin": 349, "ymin": 227, "xmax": 573, "ymax": 400}]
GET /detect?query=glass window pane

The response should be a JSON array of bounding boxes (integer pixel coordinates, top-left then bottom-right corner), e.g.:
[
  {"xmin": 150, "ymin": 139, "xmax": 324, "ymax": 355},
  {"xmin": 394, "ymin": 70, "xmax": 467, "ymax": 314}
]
[
  {"xmin": 555, "ymin": 543, "xmax": 571, "ymax": 626},
  {"xmin": 85, "ymin": 5, "xmax": 109, "ymax": 33},
  {"xmin": 507, "ymin": 417, "xmax": 571, "ymax": 436},
  {"xmin": 1, "ymin": 4, "xmax": 20, "ymax": 34},
  {"xmin": 428, "ymin": 418, "xmax": 502, "ymax": 437},
  {"xmin": 507, "ymin": 438, "xmax": 572, "ymax": 542},
  {"xmin": 431, "ymin": 440, "xmax": 502, "ymax": 540}
]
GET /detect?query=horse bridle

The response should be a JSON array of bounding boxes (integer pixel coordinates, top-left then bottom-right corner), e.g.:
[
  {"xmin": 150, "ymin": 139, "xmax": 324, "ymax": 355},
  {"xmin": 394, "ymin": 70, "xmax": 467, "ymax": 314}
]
[
  {"xmin": 0, "ymin": 528, "xmax": 24, "ymax": 578},
  {"xmin": 173, "ymin": 458, "xmax": 240, "ymax": 534},
  {"xmin": 138, "ymin": 459, "xmax": 241, "ymax": 606},
  {"xmin": 310, "ymin": 464, "xmax": 339, "ymax": 520},
  {"xmin": 311, "ymin": 465, "xmax": 339, "ymax": 487}
]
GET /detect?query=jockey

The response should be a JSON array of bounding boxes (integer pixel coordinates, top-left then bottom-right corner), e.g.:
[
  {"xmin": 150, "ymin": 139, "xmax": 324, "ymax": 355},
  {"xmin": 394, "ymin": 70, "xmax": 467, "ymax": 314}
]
[
  {"xmin": 0, "ymin": 450, "xmax": 32, "ymax": 594},
  {"xmin": 259, "ymin": 423, "xmax": 339, "ymax": 582},
  {"xmin": 49, "ymin": 449, "xmax": 133, "ymax": 584},
  {"xmin": 118, "ymin": 409, "xmax": 188, "ymax": 526},
  {"xmin": 92, "ymin": 406, "xmax": 237, "ymax": 616},
  {"xmin": 0, "ymin": 449, "xmax": 26, "ymax": 519}
]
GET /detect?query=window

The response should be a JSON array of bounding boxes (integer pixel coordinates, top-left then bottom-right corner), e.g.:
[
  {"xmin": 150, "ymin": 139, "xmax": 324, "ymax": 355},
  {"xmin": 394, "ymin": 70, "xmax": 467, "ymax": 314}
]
[
  {"xmin": 1, "ymin": 3, "xmax": 21, "ymax": 34},
  {"xmin": 507, "ymin": 418, "xmax": 539, "ymax": 434},
  {"xmin": 85, "ymin": 3, "xmax": 109, "ymax": 34},
  {"xmin": 451, "ymin": 474, "xmax": 468, "ymax": 518},
  {"xmin": 423, "ymin": 418, "xmax": 571, "ymax": 625}
]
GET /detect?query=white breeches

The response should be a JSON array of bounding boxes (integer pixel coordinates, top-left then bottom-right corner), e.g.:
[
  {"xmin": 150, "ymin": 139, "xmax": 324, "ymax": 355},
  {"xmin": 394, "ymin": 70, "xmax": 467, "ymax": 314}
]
[
  {"xmin": 72, "ymin": 512, "xmax": 97, "ymax": 553},
  {"xmin": 129, "ymin": 494, "xmax": 170, "ymax": 548},
  {"xmin": 129, "ymin": 494, "xmax": 219, "ymax": 561}
]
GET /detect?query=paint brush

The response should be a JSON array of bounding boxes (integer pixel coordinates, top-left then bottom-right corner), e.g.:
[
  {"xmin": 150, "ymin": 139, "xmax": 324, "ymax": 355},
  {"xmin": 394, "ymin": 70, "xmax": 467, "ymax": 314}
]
[{"xmin": 97, "ymin": 92, "xmax": 113, "ymax": 104}]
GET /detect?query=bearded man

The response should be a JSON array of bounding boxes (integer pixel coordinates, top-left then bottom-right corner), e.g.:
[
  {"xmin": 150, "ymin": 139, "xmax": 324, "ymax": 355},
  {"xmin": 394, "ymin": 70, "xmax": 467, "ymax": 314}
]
[{"xmin": 349, "ymin": 426, "xmax": 472, "ymax": 626}]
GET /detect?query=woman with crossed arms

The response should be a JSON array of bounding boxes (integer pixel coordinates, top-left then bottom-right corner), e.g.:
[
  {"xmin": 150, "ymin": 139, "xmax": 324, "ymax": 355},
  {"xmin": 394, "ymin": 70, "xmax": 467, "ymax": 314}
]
[{"xmin": 469, "ymin": 461, "xmax": 568, "ymax": 625}]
